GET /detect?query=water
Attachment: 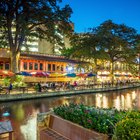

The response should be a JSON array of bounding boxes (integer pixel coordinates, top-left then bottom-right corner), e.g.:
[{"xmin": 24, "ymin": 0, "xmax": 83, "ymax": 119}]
[{"xmin": 0, "ymin": 88, "xmax": 140, "ymax": 140}]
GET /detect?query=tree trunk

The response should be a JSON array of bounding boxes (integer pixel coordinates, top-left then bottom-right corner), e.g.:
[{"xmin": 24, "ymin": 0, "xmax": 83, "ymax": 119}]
[
  {"xmin": 10, "ymin": 51, "xmax": 20, "ymax": 73},
  {"xmin": 94, "ymin": 58, "xmax": 98, "ymax": 84},
  {"xmin": 110, "ymin": 62, "xmax": 114, "ymax": 85}
]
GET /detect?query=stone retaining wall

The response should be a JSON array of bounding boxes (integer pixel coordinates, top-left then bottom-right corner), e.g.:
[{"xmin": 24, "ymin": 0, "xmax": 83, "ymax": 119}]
[{"xmin": 0, "ymin": 84, "xmax": 140, "ymax": 102}]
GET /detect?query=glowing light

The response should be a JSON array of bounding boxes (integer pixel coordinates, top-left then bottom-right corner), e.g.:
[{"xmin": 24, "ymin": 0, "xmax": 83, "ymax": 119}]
[{"xmin": 2, "ymin": 111, "xmax": 10, "ymax": 117}]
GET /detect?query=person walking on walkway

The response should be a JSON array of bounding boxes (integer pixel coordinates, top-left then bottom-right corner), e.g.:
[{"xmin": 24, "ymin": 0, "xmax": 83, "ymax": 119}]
[
  {"xmin": 37, "ymin": 82, "xmax": 42, "ymax": 92},
  {"xmin": 6, "ymin": 83, "xmax": 13, "ymax": 94}
]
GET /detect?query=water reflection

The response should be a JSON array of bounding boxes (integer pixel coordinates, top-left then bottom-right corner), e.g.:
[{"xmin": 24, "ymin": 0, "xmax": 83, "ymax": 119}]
[{"xmin": 0, "ymin": 88, "xmax": 140, "ymax": 140}]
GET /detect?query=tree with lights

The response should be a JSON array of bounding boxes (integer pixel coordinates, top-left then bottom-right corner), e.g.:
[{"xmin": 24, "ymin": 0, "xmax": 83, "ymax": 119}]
[{"xmin": 63, "ymin": 20, "xmax": 139, "ymax": 82}]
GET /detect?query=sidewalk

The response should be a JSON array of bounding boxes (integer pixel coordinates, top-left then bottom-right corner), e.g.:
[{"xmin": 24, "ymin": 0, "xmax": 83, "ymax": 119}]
[{"xmin": 0, "ymin": 83, "xmax": 140, "ymax": 102}]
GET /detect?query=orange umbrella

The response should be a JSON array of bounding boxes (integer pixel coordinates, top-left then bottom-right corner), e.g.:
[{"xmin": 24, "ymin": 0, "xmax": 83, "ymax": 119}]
[
  {"xmin": 0, "ymin": 70, "xmax": 15, "ymax": 77},
  {"xmin": 76, "ymin": 73, "xmax": 87, "ymax": 77}
]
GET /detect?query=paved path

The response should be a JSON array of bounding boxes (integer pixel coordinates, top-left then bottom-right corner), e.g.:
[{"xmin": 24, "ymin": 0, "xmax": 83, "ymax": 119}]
[{"xmin": 0, "ymin": 84, "xmax": 140, "ymax": 102}]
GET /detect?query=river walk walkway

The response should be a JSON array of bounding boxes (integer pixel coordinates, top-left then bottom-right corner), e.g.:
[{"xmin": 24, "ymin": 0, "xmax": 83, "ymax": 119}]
[{"xmin": 0, "ymin": 83, "xmax": 140, "ymax": 102}]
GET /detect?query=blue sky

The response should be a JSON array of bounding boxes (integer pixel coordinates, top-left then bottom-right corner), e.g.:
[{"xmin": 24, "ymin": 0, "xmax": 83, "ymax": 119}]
[{"xmin": 61, "ymin": 0, "xmax": 140, "ymax": 33}]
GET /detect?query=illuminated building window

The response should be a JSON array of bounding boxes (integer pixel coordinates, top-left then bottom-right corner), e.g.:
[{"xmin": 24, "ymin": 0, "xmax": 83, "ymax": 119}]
[
  {"xmin": 61, "ymin": 65, "xmax": 63, "ymax": 71},
  {"xmin": 48, "ymin": 64, "xmax": 51, "ymax": 71},
  {"xmin": 23, "ymin": 62, "xmax": 27, "ymax": 70},
  {"xmin": 40, "ymin": 63, "xmax": 43, "ymax": 70},
  {"xmin": 52, "ymin": 64, "xmax": 55, "ymax": 71},
  {"xmin": 34, "ymin": 63, "xmax": 38, "ymax": 70},
  {"xmin": 5, "ymin": 63, "xmax": 10, "ymax": 70},
  {"xmin": 0, "ymin": 62, "xmax": 3, "ymax": 70},
  {"xmin": 29, "ymin": 62, "xmax": 33, "ymax": 70},
  {"xmin": 57, "ymin": 66, "xmax": 60, "ymax": 71}
]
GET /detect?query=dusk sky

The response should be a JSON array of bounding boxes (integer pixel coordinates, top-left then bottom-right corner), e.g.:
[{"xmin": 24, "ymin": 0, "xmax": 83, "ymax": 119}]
[{"xmin": 61, "ymin": 0, "xmax": 140, "ymax": 33}]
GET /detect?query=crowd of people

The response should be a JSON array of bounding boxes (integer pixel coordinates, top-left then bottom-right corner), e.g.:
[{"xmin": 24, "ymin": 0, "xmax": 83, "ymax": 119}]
[
  {"xmin": 35, "ymin": 79, "xmax": 139, "ymax": 93},
  {"xmin": 0, "ymin": 79, "xmax": 139, "ymax": 94}
]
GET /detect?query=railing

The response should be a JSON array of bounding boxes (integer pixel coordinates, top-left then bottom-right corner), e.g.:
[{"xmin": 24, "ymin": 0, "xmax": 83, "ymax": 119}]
[{"xmin": 23, "ymin": 76, "xmax": 72, "ymax": 82}]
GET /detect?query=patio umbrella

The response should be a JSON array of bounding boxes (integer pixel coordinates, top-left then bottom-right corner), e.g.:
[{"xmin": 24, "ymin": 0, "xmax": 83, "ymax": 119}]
[
  {"xmin": 0, "ymin": 70, "xmax": 15, "ymax": 77},
  {"xmin": 17, "ymin": 71, "xmax": 32, "ymax": 76},
  {"xmin": 66, "ymin": 73, "xmax": 76, "ymax": 77},
  {"xmin": 77, "ymin": 73, "xmax": 86, "ymax": 77},
  {"xmin": 49, "ymin": 73, "xmax": 65, "ymax": 77},
  {"xmin": 30, "ymin": 71, "xmax": 49, "ymax": 77},
  {"xmin": 87, "ymin": 73, "xmax": 96, "ymax": 77}
]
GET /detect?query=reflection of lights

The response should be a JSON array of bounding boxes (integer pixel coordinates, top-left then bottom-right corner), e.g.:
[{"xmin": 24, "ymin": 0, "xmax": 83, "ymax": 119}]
[
  {"xmin": 20, "ymin": 117, "xmax": 36, "ymax": 140},
  {"xmin": 126, "ymin": 94, "xmax": 132, "ymax": 109},
  {"xmin": 20, "ymin": 109, "xmax": 39, "ymax": 140},
  {"xmin": 95, "ymin": 94, "xmax": 102, "ymax": 108},
  {"xmin": 62, "ymin": 100, "xmax": 69, "ymax": 105},
  {"xmin": 7, "ymin": 50, "xmax": 10, "ymax": 53},
  {"xmin": 102, "ymin": 96, "xmax": 108, "ymax": 108},
  {"xmin": 132, "ymin": 91, "xmax": 136, "ymax": 100},
  {"xmin": 114, "ymin": 96, "xmax": 120, "ymax": 110},
  {"xmin": 121, "ymin": 95, "xmax": 125, "ymax": 110}
]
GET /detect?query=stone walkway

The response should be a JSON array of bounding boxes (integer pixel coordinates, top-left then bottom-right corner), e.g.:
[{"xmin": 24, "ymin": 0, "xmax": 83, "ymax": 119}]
[{"xmin": 0, "ymin": 84, "xmax": 140, "ymax": 102}]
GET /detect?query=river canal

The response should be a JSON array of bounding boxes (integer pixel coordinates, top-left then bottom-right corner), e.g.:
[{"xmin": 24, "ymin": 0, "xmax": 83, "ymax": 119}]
[{"xmin": 0, "ymin": 88, "xmax": 140, "ymax": 140}]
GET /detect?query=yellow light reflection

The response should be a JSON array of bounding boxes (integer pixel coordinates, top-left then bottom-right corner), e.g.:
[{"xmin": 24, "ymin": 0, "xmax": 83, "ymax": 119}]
[
  {"xmin": 126, "ymin": 94, "xmax": 132, "ymax": 109},
  {"xmin": 132, "ymin": 91, "xmax": 136, "ymax": 100},
  {"xmin": 121, "ymin": 95, "xmax": 125, "ymax": 110},
  {"xmin": 102, "ymin": 96, "xmax": 108, "ymax": 108},
  {"xmin": 95, "ymin": 94, "xmax": 102, "ymax": 108},
  {"xmin": 114, "ymin": 96, "xmax": 120, "ymax": 110}
]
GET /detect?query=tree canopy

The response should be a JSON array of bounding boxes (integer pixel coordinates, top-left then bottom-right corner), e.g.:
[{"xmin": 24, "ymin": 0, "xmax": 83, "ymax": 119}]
[
  {"xmin": 62, "ymin": 20, "xmax": 140, "ymax": 76},
  {"xmin": 0, "ymin": 0, "xmax": 73, "ymax": 72}
]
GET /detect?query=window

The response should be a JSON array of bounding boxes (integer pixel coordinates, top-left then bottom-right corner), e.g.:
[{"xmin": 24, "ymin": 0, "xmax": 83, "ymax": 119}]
[
  {"xmin": 48, "ymin": 64, "xmax": 51, "ymax": 71},
  {"xmin": 57, "ymin": 66, "xmax": 60, "ymax": 71},
  {"xmin": 61, "ymin": 65, "xmax": 63, "ymax": 71},
  {"xmin": 29, "ymin": 62, "xmax": 33, "ymax": 70},
  {"xmin": 34, "ymin": 63, "xmax": 38, "ymax": 70},
  {"xmin": 40, "ymin": 63, "xmax": 43, "ymax": 70},
  {"xmin": 23, "ymin": 62, "xmax": 27, "ymax": 70},
  {"xmin": 0, "ymin": 62, "xmax": 3, "ymax": 70},
  {"xmin": 5, "ymin": 63, "xmax": 10, "ymax": 70},
  {"xmin": 52, "ymin": 64, "xmax": 55, "ymax": 71}
]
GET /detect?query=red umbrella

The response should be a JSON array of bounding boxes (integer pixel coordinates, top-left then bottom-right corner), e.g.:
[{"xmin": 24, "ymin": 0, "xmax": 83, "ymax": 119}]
[
  {"xmin": 30, "ymin": 72, "xmax": 49, "ymax": 77},
  {"xmin": 76, "ymin": 73, "xmax": 86, "ymax": 77}
]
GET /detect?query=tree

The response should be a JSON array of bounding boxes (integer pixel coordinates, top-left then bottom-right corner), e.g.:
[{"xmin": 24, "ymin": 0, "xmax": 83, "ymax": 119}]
[
  {"xmin": 94, "ymin": 20, "xmax": 139, "ymax": 82},
  {"xmin": 0, "ymin": 0, "xmax": 72, "ymax": 73},
  {"xmin": 62, "ymin": 20, "xmax": 139, "ymax": 82},
  {"xmin": 62, "ymin": 32, "xmax": 102, "ymax": 73}
]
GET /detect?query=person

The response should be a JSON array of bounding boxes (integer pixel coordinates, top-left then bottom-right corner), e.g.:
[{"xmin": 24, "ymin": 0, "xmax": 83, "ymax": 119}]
[
  {"xmin": 37, "ymin": 82, "xmax": 42, "ymax": 92},
  {"xmin": 6, "ymin": 83, "xmax": 13, "ymax": 94}
]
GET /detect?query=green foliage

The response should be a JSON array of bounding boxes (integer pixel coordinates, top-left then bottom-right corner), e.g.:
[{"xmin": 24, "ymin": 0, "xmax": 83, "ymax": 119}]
[
  {"xmin": 3, "ymin": 77, "xmax": 10, "ymax": 86},
  {"xmin": 34, "ymin": 84, "xmax": 39, "ymax": 92},
  {"xmin": 112, "ymin": 111, "xmax": 140, "ymax": 140},
  {"xmin": 12, "ymin": 75, "xmax": 27, "ymax": 88},
  {"xmin": 53, "ymin": 103, "xmax": 125, "ymax": 136},
  {"xmin": 0, "ymin": 0, "xmax": 72, "ymax": 72},
  {"xmin": 54, "ymin": 104, "xmax": 140, "ymax": 139}
]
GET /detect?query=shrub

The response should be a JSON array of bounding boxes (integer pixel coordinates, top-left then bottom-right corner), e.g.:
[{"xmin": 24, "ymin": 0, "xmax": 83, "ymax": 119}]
[
  {"xmin": 112, "ymin": 111, "xmax": 140, "ymax": 140},
  {"xmin": 53, "ymin": 103, "xmax": 125, "ymax": 136},
  {"xmin": 53, "ymin": 104, "xmax": 140, "ymax": 139},
  {"xmin": 3, "ymin": 77, "xmax": 10, "ymax": 86}
]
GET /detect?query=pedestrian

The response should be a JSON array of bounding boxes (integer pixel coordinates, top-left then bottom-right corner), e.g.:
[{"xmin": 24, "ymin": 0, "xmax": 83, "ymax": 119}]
[
  {"xmin": 37, "ymin": 82, "xmax": 42, "ymax": 92},
  {"xmin": 6, "ymin": 83, "xmax": 13, "ymax": 94}
]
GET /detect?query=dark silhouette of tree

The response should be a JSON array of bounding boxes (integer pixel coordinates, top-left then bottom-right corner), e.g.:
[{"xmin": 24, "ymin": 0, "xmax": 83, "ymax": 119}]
[
  {"xmin": 62, "ymin": 20, "xmax": 139, "ymax": 82},
  {"xmin": 0, "ymin": 0, "xmax": 73, "ymax": 73}
]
